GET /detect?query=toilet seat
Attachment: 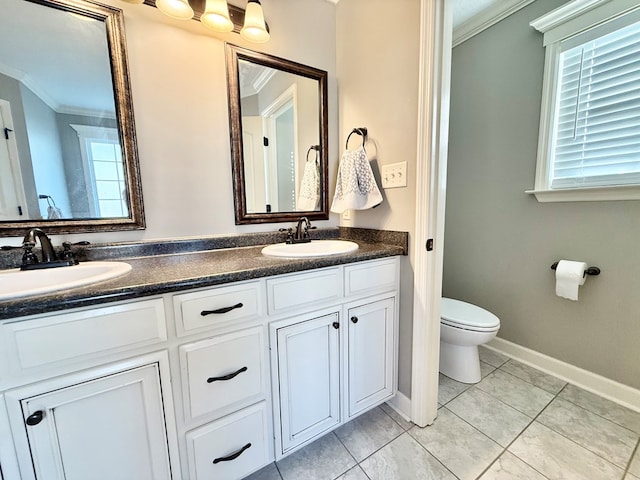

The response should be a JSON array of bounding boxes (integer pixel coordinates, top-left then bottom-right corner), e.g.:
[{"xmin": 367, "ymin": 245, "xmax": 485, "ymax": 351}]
[{"xmin": 441, "ymin": 298, "xmax": 500, "ymax": 332}]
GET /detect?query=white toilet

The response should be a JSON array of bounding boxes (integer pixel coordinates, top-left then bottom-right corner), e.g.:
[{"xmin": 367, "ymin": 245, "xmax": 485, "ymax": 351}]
[{"xmin": 439, "ymin": 298, "xmax": 500, "ymax": 384}]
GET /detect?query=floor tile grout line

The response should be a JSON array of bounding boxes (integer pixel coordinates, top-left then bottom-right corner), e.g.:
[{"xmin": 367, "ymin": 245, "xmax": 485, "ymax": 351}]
[
  {"xmin": 330, "ymin": 431, "xmax": 360, "ymax": 479},
  {"xmin": 537, "ymin": 385, "xmax": 640, "ymax": 471},
  {"xmin": 405, "ymin": 425, "xmax": 462, "ymax": 480},
  {"xmin": 554, "ymin": 393, "xmax": 640, "ymax": 436},
  {"xmin": 493, "ymin": 363, "xmax": 565, "ymax": 397},
  {"xmin": 623, "ymin": 437, "xmax": 640, "ymax": 477},
  {"xmin": 473, "ymin": 382, "xmax": 564, "ymax": 479}
]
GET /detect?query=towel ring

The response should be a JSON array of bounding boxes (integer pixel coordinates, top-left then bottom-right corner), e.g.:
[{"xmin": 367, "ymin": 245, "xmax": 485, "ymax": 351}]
[
  {"xmin": 306, "ymin": 145, "xmax": 320, "ymax": 164},
  {"xmin": 345, "ymin": 127, "xmax": 368, "ymax": 150}
]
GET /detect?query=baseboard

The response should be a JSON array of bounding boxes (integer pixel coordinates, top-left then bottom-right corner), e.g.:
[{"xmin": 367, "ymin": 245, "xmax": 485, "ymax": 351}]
[
  {"xmin": 386, "ymin": 391, "xmax": 412, "ymax": 422},
  {"xmin": 487, "ymin": 337, "xmax": 640, "ymax": 413}
]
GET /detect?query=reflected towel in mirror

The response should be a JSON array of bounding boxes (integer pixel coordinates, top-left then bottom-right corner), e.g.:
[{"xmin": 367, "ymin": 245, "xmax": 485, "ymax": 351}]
[
  {"xmin": 331, "ymin": 146, "xmax": 382, "ymax": 213},
  {"xmin": 297, "ymin": 158, "xmax": 320, "ymax": 211}
]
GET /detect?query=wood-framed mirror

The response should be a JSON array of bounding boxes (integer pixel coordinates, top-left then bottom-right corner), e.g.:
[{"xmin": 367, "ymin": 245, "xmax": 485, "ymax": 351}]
[
  {"xmin": 225, "ymin": 44, "xmax": 329, "ymax": 224},
  {"xmin": 0, "ymin": 0, "xmax": 144, "ymax": 236}
]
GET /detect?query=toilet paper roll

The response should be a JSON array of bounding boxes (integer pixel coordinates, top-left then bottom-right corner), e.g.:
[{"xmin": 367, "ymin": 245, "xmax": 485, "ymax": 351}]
[{"xmin": 555, "ymin": 260, "xmax": 587, "ymax": 301}]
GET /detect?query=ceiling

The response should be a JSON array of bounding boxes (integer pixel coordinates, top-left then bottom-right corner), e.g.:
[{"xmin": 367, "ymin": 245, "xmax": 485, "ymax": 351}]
[
  {"xmin": 0, "ymin": 0, "xmax": 115, "ymax": 116},
  {"xmin": 452, "ymin": 0, "xmax": 504, "ymax": 28},
  {"xmin": 0, "ymin": 0, "xmax": 506, "ymax": 115}
]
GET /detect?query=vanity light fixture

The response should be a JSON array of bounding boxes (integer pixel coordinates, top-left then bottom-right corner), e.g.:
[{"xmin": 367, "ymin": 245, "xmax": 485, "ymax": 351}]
[
  {"xmin": 240, "ymin": 0, "xmax": 269, "ymax": 43},
  {"xmin": 201, "ymin": 0, "xmax": 233, "ymax": 32},
  {"xmin": 126, "ymin": 0, "xmax": 270, "ymax": 43},
  {"xmin": 155, "ymin": 0, "xmax": 194, "ymax": 20}
]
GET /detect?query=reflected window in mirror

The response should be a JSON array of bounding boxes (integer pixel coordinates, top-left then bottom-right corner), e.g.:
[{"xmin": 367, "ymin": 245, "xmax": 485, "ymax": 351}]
[
  {"xmin": 0, "ymin": 0, "xmax": 144, "ymax": 235},
  {"xmin": 226, "ymin": 44, "xmax": 329, "ymax": 224}
]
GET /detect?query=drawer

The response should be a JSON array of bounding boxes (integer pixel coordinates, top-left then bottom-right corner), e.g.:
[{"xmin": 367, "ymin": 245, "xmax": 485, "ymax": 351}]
[
  {"xmin": 3, "ymin": 299, "xmax": 166, "ymax": 371},
  {"xmin": 186, "ymin": 401, "xmax": 271, "ymax": 480},
  {"xmin": 344, "ymin": 258, "xmax": 399, "ymax": 297},
  {"xmin": 180, "ymin": 326, "xmax": 267, "ymax": 421},
  {"xmin": 173, "ymin": 282, "xmax": 262, "ymax": 336},
  {"xmin": 266, "ymin": 268, "xmax": 342, "ymax": 315}
]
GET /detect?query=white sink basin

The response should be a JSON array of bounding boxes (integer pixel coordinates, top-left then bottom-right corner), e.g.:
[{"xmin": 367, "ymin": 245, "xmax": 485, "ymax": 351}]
[
  {"xmin": 0, "ymin": 261, "xmax": 132, "ymax": 301},
  {"xmin": 261, "ymin": 240, "xmax": 359, "ymax": 258}
]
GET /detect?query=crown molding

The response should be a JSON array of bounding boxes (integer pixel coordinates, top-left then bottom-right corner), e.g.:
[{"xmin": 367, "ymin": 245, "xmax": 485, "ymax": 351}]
[{"xmin": 453, "ymin": 0, "xmax": 536, "ymax": 47}]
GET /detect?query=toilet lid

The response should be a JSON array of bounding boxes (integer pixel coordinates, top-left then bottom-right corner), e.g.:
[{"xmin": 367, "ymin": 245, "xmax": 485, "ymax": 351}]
[{"xmin": 441, "ymin": 298, "xmax": 500, "ymax": 330}]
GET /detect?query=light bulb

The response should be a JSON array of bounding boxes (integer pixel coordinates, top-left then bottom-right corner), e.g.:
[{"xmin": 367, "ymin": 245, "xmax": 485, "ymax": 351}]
[
  {"xmin": 241, "ymin": 0, "xmax": 269, "ymax": 43},
  {"xmin": 201, "ymin": 0, "xmax": 233, "ymax": 32},
  {"xmin": 156, "ymin": 0, "xmax": 194, "ymax": 20}
]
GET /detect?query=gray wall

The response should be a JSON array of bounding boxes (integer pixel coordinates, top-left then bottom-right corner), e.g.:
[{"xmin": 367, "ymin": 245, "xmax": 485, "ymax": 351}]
[
  {"xmin": 444, "ymin": 0, "xmax": 640, "ymax": 389},
  {"xmin": 21, "ymin": 86, "xmax": 70, "ymax": 217}
]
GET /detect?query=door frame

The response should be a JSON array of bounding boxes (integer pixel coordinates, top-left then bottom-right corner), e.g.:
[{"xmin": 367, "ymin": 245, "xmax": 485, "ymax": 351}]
[
  {"xmin": 410, "ymin": 0, "xmax": 453, "ymax": 427},
  {"xmin": 0, "ymin": 99, "xmax": 29, "ymax": 219}
]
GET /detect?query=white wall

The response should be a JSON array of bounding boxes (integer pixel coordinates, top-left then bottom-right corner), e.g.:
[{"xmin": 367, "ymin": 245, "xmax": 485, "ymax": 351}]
[
  {"xmin": 2, "ymin": 0, "xmax": 338, "ymax": 244},
  {"xmin": 336, "ymin": 0, "xmax": 421, "ymax": 397}
]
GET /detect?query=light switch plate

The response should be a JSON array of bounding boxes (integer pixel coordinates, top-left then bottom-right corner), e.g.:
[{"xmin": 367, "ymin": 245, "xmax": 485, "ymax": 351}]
[{"xmin": 381, "ymin": 161, "xmax": 407, "ymax": 188}]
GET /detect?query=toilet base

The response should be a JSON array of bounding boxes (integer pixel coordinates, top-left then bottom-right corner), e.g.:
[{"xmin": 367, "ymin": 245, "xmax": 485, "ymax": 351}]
[{"xmin": 439, "ymin": 342, "xmax": 481, "ymax": 384}]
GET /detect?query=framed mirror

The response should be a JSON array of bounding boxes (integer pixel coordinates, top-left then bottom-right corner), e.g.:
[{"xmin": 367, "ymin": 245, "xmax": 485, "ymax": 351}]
[
  {"xmin": 0, "ymin": 0, "xmax": 144, "ymax": 235},
  {"xmin": 226, "ymin": 44, "xmax": 329, "ymax": 224}
]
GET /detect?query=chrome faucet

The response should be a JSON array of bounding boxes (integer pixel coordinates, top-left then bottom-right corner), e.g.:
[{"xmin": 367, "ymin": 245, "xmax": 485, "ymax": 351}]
[{"xmin": 21, "ymin": 228, "xmax": 74, "ymax": 270}]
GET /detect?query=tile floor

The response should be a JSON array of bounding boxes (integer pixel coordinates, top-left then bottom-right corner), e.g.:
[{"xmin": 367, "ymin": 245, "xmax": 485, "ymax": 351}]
[{"xmin": 245, "ymin": 346, "xmax": 640, "ymax": 480}]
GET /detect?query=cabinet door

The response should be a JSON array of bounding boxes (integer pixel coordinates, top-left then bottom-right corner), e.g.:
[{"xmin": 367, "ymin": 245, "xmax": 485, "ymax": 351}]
[
  {"xmin": 17, "ymin": 364, "xmax": 172, "ymax": 480},
  {"xmin": 347, "ymin": 297, "xmax": 396, "ymax": 417},
  {"xmin": 274, "ymin": 312, "xmax": 341, "ymax": 455}
]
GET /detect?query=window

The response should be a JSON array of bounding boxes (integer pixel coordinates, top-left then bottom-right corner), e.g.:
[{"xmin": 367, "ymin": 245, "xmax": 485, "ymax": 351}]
[
  {"xmin": 71, "ymin": 124, "xmax": 128, "ymax": 217},
  {"xmin": 529, "ymin": 0, "xmax": 640, "ymax": 202}
]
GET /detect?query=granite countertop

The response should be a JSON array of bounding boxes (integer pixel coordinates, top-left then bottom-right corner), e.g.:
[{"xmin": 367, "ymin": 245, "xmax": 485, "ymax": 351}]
[{"xmin": 0, "ymin": 228, "xmax": 407, "ymax": 320}]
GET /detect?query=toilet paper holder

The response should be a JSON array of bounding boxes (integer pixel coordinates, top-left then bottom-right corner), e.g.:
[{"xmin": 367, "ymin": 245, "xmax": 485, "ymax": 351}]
[{"xmin": 551, "ymin": 262, "xmax": 600, "ymax": 277}]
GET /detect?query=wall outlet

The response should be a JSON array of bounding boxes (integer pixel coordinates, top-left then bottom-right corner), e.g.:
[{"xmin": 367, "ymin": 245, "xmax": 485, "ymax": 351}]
[{"xmin": 381, "ymin": 161, "xmax": 407, "ymax": 188}]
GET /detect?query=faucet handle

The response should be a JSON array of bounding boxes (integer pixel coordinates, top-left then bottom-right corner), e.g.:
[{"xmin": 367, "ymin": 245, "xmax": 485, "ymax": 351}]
[
  {"xmin": 60, "ymin": 242, "xmax": 79, "ymax": 264},
  {"xmin": 21, "ymin": 242, "xmax": 38, "ymax": 266},
  {"xmin": 278, "ymin": 228, "xmax": 295, "ymax": 244}
]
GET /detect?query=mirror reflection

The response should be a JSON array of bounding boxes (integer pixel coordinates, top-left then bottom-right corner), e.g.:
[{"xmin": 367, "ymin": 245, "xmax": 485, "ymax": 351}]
[
  {"xmin": 0, "ymin": 0, "xmax": 144, "ymax": 234},
  {"xmin": 239, "ymin": 60, "xmax": 320, "ymax": 213},
  {"xmin": 226, "ymin": 44, "xmax": 329, "ymax": 224}
]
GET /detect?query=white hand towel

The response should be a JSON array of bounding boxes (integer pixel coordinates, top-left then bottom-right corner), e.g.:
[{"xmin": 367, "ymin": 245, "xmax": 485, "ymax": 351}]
[
  {"xmin": 330, "ymin": 146, "xmax": 383, "ymax": 214},
  {"xmin": 297, "ymin": 159, "xmax": 320, "ymax": 211},
  {"xmin": 555, "ymin": 260, "xmax": 587, "ymax": 301}
]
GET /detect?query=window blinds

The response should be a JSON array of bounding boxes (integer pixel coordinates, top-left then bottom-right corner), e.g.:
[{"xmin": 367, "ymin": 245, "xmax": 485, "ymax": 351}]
[{"xmin": 551, "ymin": 19, "xmax": 640, "ymax": 188}]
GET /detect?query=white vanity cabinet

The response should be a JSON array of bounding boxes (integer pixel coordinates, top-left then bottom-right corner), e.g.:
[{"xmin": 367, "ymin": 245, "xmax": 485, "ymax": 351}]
[
  {"xmin": 269, "ymin": 257, "xmax": 399, "ymax": 459},
  {"xmin": 346, "ymin": 296, "xmax": 396, "ymax": 417},
  {"xmin": 5, "ymin": 359, "xmax": 173, "ymax": 480},
  {"xmin": 271, "ymin": 311, "xmax": 342, "ymax": 455},
  {"xmin": 172, "ymin": 282, "xmax": 272, "ymax": 480},
  {"xmin": 0, "ymin": 300, "xmax": 179, "ymax": 480},
  {"xmin": 0, "ymin": 255, "xmax": 400, "ymax": 479}
]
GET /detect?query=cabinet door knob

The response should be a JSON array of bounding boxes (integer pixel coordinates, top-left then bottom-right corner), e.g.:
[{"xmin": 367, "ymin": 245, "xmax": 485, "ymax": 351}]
[
  {"xmin": 332, "ymin": 321, "xmax": 340, "ymax": 329},
  {"xmin": 207, "ymin": 366, "xmax": 248, "ymax": 383},
  {"xmin": 350, "ymin": 316, "xmax": 359, "ymax": 324},
  {"xmin": 213, "ymin": 442, "xmax": 252, "ymax": 464},
  {"xmin": 26, "ymin": 410, "xmax": 44, "ymax": 426},
  {"xmin": 201, "ymin": 303, "xmax": 243, "ymax": 316}
]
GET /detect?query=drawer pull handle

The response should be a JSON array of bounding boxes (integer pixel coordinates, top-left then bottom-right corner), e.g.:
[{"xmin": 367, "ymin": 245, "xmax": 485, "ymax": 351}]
[
  {"xmin": 26, "ymin": 410, "xmax": 45, "ymax": 426},
  {"xmin": 351, "ymin": 316, "xmax": 359, "ymax": 324},
  {"xmin": 200, "ymin": 303, "xmax": 244, "ymax": 317},
  {"xmin": 332, "ymin": 321, "xmax": 340, "ymax": 329},
  {"xmin": 213, "ymin": 442, "xmax": 252, "ymax": 464},
  {"xmin": 201, "ymin": 303, "xmax": 244, "ymax": 316},
  {"xmin": 207, "ymin": 366, "xmax": 248, "ymax": 383}
]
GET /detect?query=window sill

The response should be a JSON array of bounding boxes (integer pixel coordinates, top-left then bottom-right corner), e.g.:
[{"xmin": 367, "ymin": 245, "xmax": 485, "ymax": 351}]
[{"xmin": 526, "ymin": 185, "xmax": 640, "ymax": 202}]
